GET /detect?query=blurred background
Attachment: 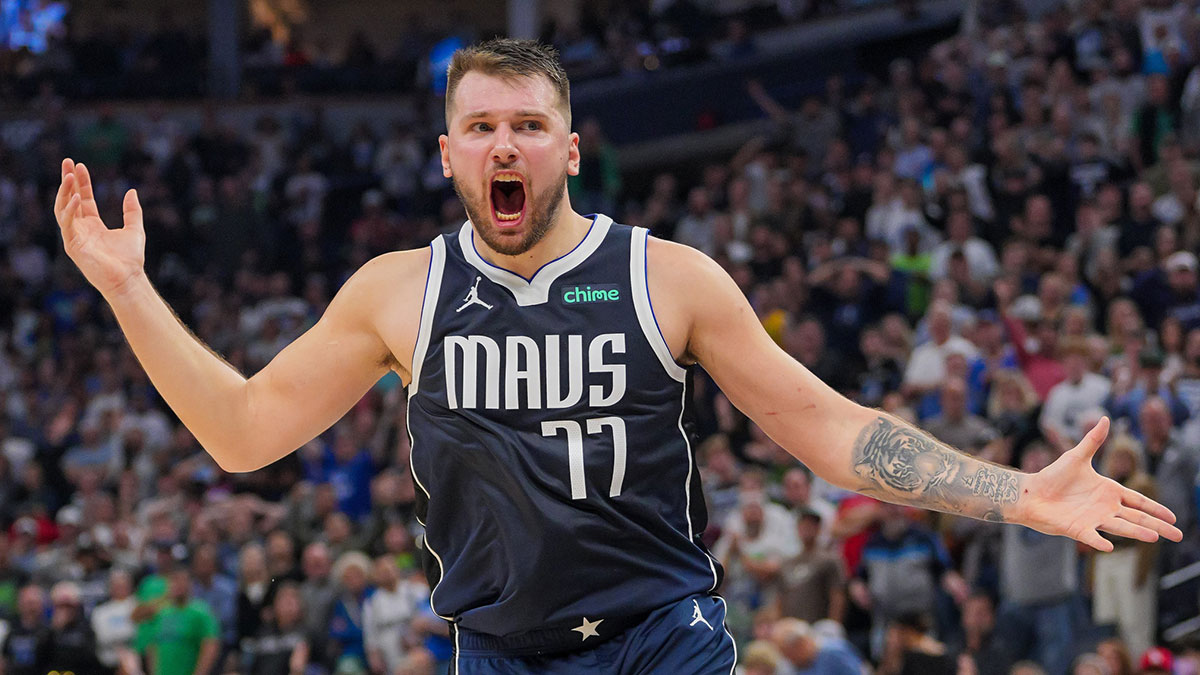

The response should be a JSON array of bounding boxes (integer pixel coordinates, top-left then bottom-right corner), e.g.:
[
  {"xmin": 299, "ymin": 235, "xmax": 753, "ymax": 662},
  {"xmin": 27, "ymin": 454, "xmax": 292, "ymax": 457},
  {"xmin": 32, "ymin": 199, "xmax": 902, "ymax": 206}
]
[{"xmin": 2, "ymin": 0, "xmax": 1200, "ymax": 674}]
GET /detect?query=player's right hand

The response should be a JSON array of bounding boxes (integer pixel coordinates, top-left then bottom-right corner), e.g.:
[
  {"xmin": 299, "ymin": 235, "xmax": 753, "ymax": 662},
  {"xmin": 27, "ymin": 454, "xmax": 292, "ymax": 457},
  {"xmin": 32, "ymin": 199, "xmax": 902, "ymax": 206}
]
[{"xmin": 53, "ymin": 158, "xmax": 147, "ymax": 298}]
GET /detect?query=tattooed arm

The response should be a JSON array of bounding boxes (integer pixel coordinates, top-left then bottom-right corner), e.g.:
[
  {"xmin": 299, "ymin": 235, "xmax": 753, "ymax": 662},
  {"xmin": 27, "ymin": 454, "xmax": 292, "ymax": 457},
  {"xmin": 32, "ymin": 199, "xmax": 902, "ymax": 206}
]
[
  {"xmin": 850, "ymin": 416, "xmax": 1021, "ymax": 523},
  {"xmin": 656, "ymin": 238, "xmax": 1183, "ymax": 550}
]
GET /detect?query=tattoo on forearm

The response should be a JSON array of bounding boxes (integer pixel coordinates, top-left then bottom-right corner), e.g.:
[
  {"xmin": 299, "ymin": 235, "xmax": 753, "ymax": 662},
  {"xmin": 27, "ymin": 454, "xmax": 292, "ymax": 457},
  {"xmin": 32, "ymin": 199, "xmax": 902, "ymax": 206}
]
[
  {"xmin": 961, "ymin": 467, "xmax": 1020, "ymax": 503},
  {"xmin": 852, "ymin": 417, "xmax": 1022, "ymax": 521}
]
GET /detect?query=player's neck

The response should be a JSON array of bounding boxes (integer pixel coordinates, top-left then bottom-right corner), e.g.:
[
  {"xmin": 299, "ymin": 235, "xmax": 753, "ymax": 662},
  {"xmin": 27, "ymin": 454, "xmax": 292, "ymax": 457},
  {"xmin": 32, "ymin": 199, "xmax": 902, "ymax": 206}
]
[{"xmin": 475, "ymin": 204, "xmax": 594, "ymax": 279}]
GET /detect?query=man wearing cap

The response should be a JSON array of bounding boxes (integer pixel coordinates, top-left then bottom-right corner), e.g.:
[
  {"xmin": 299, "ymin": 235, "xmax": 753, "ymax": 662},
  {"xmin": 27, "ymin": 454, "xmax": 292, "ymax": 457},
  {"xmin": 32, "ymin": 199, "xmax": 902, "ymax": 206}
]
[
  {"xmin": 44, "ymin": 580, "xmax": 103, "ymax": 674},
  {"xmin": 1165, "ymin": 251, "xmax": 1200, "ymax": 331},
  {"xmin": 1132, "ymin": 249, "xmax": 1200, "ymax": 331}
]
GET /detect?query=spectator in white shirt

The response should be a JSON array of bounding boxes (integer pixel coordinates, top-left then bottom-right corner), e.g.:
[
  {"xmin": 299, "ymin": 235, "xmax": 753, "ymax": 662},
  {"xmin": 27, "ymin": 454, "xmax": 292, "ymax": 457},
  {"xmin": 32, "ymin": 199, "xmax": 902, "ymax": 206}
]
[
  {"xmin": 903, "ymin": 301, "xmax": 979, "ymax": 398},
  {"xmin": 716, "ymin": 487, "xmax": 801, "ymax": 563},
  {"xmin": 930, "ymin": 211, "xmax": 1000, "ymax": 283},
  {"xmin": 364, "ymin": 557, "xmax": 428, "ymax": 675},
  {"xmin": 714, "ymin": 478, "xmax": 802, "ymax": 616},
  {"xmin": 867, "ymin": 178, "xmax": 940, "ymax": 253},
  {"xmin": 90, "ymin": 569, "xmax": 136, "ymax": 672},
  {"xmin": 1040, "ymin": 337, "xmax": 1112, "ymax": 445}
]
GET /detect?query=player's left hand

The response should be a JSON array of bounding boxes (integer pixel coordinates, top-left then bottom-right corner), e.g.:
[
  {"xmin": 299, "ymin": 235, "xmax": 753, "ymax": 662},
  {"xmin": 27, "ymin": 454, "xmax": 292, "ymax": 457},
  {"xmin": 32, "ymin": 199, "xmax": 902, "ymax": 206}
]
[{"xmin": 1017, "ymin": 417, "xmax": 1183, "ymax": 551}]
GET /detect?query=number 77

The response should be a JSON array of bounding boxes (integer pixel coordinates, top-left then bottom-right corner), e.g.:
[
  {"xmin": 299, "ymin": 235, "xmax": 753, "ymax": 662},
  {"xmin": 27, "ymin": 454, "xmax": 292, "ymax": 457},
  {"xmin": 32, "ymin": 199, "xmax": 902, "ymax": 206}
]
[{"xmin": 540, "ymin": 417, "xmax": 627, "ymax": 500}]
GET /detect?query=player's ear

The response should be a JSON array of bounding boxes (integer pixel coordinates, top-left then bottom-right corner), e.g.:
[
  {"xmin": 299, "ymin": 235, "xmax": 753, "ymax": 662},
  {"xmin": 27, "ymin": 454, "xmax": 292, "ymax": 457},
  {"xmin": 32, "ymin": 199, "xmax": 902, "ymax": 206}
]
[
  {"xmin": 439, "ymin": 134, "xmax": 452, "ymax": 178},
  {"xmin": 567, "ymin": 132, "xmax": 581, "ymax": 177}
]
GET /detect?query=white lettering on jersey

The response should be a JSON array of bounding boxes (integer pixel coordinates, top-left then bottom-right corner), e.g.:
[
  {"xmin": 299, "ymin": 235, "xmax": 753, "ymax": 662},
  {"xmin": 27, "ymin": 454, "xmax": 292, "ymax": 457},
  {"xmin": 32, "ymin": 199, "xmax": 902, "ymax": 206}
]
[
  {"xmin": 444, "ymin": 333, "xmax": 626, "ymax": 410},
  {"xmin": 444, "ymin": 335, "xmax": 501, "ymax": 409},
  {"xmin": 588, "ymin": 334, "xmax": 626, "ymax": 407},
  {"xmin": 505, "ymin": 336, "xmax": 541, "ymax": 410},
  {"xmin": 545, "ymin": 335, "xmax": 584, "ymax": 409}
]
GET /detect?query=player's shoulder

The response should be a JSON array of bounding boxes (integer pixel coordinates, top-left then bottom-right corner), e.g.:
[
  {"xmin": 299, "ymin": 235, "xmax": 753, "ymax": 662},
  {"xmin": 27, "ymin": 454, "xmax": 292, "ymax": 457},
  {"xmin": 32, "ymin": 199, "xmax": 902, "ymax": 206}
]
[
  {"xmin": 644, "ymin": 233, "xmax": 730, "ymax": 290},
  {"xmin": 641, "ymin": 233, "xmax": 744, "ymax": 353},
  {"xmin": 344, "ymin": 246, "xmax": 433, "ymax": 294},
  {"xmin": 328, "ymin": 246, "xmax": 434, "ymax": 318},
  {"xmin": 359, "ymin": 246, "xmax": 434, "ymax": 277}
]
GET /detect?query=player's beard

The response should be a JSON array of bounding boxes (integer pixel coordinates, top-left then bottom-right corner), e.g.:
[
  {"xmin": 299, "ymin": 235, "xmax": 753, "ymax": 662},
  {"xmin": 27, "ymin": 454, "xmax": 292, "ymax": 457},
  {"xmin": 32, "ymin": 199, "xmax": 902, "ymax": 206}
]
[{"xmin": 454, "ymin": 169, "xmax": 567, "ymax": 257}]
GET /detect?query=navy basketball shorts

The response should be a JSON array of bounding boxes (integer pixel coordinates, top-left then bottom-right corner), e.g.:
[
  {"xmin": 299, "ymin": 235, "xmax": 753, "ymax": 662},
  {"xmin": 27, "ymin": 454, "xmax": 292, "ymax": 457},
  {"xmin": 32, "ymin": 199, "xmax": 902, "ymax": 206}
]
[{"xmin": 452, "ymin": 593, "xmax": 738, "ymax": 674}]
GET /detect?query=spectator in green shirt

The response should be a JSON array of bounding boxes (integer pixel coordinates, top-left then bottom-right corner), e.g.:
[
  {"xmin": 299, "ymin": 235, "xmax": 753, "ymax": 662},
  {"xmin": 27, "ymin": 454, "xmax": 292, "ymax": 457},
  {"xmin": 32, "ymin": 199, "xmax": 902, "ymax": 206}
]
[
  {"xmin": 132, "ymin": 541, "xmax": 184, "ymax": 654},
  {"xmin": 890, "ymin": 225, "xmax": 933, "ymax": 318},
  {"xmin": 140, "ymin": 567, "xmax": 220, "ymax": 675}
]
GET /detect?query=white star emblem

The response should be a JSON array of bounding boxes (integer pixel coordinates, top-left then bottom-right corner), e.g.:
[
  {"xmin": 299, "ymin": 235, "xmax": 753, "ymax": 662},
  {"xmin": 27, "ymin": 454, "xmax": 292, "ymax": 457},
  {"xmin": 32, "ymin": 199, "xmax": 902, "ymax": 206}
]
[{"xmin": 572, "ymin": 617, "xmax": 603, "ymax": 641}]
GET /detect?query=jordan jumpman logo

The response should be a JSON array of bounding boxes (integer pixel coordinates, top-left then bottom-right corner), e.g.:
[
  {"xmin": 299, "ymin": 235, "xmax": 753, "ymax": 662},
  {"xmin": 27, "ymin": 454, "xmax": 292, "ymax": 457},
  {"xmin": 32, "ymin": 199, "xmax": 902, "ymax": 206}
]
[
  {"xmin": 689, "ymin": 599, "xmax": 713, "ymax": 630},
  {"xmin": 456, "ymin": 276, "xmax": 493, "ymax": 312}
]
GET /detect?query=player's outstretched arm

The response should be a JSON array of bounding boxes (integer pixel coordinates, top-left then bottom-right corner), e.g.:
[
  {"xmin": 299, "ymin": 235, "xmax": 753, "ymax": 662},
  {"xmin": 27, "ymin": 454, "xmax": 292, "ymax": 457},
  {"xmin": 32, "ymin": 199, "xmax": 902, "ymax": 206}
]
[
  {"xmin": 647, "ymin": 238, "xmax": 1182, "ymax": 551},
  {"xmin": 53, "ymin": 158, "xmax": 424, "ymax": 472}
]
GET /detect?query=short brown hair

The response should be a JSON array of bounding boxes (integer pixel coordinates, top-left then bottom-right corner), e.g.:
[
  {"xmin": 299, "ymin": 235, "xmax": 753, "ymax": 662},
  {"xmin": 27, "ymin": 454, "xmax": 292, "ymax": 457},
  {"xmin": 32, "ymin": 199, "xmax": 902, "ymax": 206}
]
[{"xmin": 445, "ymin": 38, "xmax": 572, "ymax": 128}]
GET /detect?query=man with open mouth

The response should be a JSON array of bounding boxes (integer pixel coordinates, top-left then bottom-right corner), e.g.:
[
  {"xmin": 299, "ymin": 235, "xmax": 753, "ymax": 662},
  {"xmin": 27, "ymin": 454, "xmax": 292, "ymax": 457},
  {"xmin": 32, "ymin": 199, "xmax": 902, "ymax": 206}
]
[{"xmin": 53, "ymin": 38, "xmax": 1183, "ymax": 675}]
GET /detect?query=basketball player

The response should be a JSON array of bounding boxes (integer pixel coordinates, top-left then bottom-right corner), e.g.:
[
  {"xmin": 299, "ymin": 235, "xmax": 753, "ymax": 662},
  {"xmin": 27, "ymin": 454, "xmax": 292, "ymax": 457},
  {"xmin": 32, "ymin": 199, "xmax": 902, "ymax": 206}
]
[{"xmin": 53, "ymin": 39, "xmax": 1180, "ymax": 674}]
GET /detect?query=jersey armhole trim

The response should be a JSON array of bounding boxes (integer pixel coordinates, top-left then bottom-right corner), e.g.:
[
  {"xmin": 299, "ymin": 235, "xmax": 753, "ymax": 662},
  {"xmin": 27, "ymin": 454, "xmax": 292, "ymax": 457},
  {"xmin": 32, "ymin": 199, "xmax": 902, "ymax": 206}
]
[
  {"xmin": 630, "ymin": 227, "xmax": 688, "ymax": 383},
  {"xmin": 408, "ymin": 236, "xmax": 447, "ymax": 399},
  {"xmin": 405, "ymin": 236, "xmax": 452, "ymax": 621}
]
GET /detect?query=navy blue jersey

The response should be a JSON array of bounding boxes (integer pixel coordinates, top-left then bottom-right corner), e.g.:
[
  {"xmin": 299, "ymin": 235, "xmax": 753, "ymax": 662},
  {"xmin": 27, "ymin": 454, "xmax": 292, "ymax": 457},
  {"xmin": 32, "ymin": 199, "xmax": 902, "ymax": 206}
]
[{"xmin": 407, "ymin": 214, "xmax": 722, "ymax": 643}]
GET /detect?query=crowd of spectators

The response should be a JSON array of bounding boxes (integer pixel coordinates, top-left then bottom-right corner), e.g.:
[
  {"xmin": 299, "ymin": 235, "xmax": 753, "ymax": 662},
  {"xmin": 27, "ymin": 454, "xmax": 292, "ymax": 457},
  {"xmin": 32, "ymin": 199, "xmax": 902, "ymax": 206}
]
[
  {"xmin": 0, "ymin": 0, "xmax": 899, "ymax": 102},
  {"xmin": 3, "ymin": 0, "xmax": 1200, "ymax": 674}
]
